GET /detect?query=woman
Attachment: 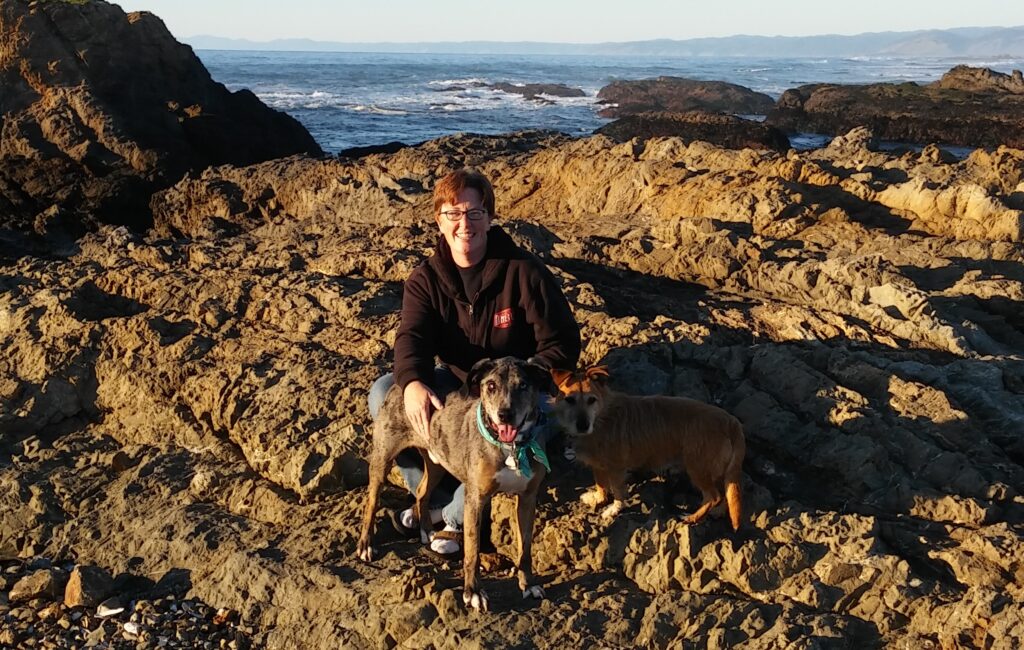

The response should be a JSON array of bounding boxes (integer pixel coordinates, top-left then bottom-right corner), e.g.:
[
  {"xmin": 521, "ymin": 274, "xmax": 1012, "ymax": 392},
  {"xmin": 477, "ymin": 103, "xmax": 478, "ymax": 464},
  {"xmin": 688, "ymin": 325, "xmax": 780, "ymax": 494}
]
[{"xmin": 368, "ymin": 168, "xmax": 581, "ymax": 555}]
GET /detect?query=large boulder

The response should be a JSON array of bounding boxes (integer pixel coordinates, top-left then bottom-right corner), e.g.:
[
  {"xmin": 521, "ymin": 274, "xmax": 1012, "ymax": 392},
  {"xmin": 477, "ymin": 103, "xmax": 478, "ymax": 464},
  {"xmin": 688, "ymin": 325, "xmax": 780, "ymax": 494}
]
[
  {"xmin": 766, "ymin": 65, "xmax": 1024, "ymax": 148},
  {"xmin": 596, "ymin": 76, "xmax": 776, "ymax": 118},
  {"xmin": 0, "ymin": 0, "xmax": 322, "ymax": 239},
  {"xmin": 596, "ymin": 111, "xmax": 790, "ymax": 151},
  {"xmin": 933, "ymin": 65, "xmax": 1024, "ymax": 94},
  {"xmin": 489, "ymin": 82, "xmax": 586, "ymax": 103}
]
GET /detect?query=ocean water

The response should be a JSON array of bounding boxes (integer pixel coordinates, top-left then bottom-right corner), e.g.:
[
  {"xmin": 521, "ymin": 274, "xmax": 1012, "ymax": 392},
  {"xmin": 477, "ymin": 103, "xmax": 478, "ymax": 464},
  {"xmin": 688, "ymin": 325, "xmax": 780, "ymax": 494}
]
[{"xmin": 195, "ymin": 50, "xmax": 1024, "ymax": 153}]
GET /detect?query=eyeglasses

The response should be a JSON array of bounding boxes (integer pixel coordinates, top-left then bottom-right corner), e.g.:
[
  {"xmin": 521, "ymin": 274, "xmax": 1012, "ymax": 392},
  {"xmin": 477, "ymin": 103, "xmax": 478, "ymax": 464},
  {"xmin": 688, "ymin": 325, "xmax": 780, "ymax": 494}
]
[{"xmin": 440, "ymin": 208, "xmax": 488, "ymax": 222}]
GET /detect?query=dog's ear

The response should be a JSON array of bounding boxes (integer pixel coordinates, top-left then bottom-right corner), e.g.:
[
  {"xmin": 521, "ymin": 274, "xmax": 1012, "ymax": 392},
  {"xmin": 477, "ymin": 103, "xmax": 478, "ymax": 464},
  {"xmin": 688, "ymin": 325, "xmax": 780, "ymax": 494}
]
[
  {"xmin": 464, "ymin": 358, "xmax": 497, "ymax": 398},
  {"xmin": 585, "ymin": 365, "xmax": 610, "ymax": 387},
  {"xmin": 550, "ymin": 368, "xmax": 574, "ymax": 394},
  {"xmin": 525, "ymin": 361, "xmax": 557, "ymax": 395}
]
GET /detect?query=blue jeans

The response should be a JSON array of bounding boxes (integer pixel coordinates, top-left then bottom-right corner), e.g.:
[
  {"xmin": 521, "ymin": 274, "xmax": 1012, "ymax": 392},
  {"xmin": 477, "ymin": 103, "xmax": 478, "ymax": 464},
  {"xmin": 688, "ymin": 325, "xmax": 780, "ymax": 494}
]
[
  {"xmin": 368, "ymin": 367, "xmax": 465, "ymax": 529},
  {"xmin": 367, "ymin": 366, "xmax": 555, "ymax": 531}
]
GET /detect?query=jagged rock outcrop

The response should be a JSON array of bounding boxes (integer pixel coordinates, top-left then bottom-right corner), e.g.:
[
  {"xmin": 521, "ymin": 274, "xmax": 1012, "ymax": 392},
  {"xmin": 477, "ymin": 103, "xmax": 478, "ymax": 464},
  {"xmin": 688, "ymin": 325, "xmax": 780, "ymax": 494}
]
[
  {"xmin": 767, "ymin": 65, "xmax": 1024, "ymax": 148},
  {"xmin": 596, "ymin": 111, "xmax": 790, "ymax": 151},
  {"xmin": 0, "ymin": 0, "xmax": 321, "ymax": 240},
  {"xmin": 596, "ymin": 76, "xmax": 776, "ymax": 118},
  {"xmin": 933, "ymin": 64, "xmax": 1024, "ymax": 94},
  {"xmin": 3, "ymin": 129, "xmax": 1024, "ymax": 647}
]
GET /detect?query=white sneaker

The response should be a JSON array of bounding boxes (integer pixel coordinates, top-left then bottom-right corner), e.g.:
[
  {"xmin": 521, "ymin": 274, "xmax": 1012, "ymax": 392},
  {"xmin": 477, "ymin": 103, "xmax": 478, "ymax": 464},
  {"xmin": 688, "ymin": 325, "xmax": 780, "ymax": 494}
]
[
  {"xmin": 399, "ymin": 507, "xmax": 444, "ymax": 530},
  {"xmin": 429, "ymin": 524, "xmax": 462, "ymax": 555}
]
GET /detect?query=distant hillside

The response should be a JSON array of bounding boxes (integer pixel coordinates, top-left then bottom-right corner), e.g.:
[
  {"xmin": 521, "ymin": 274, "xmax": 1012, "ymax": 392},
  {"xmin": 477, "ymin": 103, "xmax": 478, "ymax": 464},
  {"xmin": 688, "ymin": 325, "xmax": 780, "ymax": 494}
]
[{"xmin": 185, "ymin": 26, "xmax": 1024, "ymax": 57}]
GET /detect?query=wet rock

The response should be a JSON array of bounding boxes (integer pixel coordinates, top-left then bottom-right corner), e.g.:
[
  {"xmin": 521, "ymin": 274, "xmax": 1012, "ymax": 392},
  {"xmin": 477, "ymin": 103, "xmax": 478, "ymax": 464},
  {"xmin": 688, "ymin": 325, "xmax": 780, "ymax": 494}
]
[
  {"xmin": 933, "ymin": 65, "xmax": 1024, "ymax": 94},
  {"xmin": 767, "ymin": 65, "xmax": 1024, "ymax": 148},
  {"xmin": 597, "ymin": 76, "xmax": 776, "ymax": 117},
  {"xmin": 489, "ymin": 82, "xmax": 586, "ymax": 103}
]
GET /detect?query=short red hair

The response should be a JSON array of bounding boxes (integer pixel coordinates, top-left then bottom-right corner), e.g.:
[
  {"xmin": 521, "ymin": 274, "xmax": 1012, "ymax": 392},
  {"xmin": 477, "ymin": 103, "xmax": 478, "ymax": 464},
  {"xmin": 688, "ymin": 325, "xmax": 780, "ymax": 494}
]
[{"xmin": 433, "ymin": 168, "xmax": 495, "ymax": 217}]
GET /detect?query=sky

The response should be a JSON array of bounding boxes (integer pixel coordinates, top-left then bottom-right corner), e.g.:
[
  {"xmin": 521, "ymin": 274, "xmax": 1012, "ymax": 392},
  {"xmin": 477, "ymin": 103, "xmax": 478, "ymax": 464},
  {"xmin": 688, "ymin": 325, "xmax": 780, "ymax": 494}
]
[{"xmin": 111, "ymin": 1, "xmax": 1024, "ymax": 43}]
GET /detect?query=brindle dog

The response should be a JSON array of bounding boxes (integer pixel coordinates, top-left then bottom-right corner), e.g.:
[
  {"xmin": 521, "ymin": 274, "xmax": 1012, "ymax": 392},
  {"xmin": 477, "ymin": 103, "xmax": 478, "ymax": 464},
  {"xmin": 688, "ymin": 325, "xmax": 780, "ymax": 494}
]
[{"xmin": 357, "ymin": 357, "xmax": 552, "ymax": 611}]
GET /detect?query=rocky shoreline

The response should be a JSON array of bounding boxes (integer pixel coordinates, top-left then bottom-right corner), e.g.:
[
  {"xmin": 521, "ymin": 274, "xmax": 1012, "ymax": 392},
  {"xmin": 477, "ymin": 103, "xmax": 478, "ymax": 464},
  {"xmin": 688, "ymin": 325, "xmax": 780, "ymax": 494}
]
[
  {"xmin": 3, "ymin": 1, "xmax": 1024, "ymax": 649},
  {"xmin": 3, "ymin": 128, "xmax": 1024, "ymax": 647}
]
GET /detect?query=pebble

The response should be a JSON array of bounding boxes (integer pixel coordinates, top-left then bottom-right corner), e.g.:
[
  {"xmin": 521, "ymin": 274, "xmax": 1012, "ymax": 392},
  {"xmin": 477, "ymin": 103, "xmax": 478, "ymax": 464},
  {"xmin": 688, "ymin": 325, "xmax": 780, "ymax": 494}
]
[
  {"xmin": 13, "ymin": 606, "xmax": 34, "ymax": 621},
  {"xmin": 2, "ymin": 557, "xmax": 258, "ymax": 649},
  {"xmin": 97, "ymin": 597, "xmax": 125, "ymax": 618}
]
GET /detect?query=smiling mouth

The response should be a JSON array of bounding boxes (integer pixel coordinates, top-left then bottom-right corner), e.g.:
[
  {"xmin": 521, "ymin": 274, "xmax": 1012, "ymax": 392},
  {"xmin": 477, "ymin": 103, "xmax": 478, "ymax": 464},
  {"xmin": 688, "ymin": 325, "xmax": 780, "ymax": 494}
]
[
  {"xmin": 493, "ymin": 422, "xmax": 519, "ymax": 443},
  {"xmin": 492, "ymin": 413, "xmax": 531, "ymax": 444}
]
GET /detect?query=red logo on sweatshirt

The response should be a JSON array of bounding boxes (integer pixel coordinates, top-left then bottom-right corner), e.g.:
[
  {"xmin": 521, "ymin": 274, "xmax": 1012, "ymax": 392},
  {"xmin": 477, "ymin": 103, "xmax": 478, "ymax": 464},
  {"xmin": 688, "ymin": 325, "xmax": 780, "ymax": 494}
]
[{"xmin": 493, "ymin": 308, "xmax": 513, "ymax": 329}]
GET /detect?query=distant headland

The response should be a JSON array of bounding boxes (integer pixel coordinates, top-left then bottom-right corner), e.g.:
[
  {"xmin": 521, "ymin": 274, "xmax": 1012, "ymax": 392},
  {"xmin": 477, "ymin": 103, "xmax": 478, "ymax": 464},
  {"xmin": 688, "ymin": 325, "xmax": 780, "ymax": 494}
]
[{"xmin": 185, "ymin": 25, "xmax": 1024, "ymax": 57}]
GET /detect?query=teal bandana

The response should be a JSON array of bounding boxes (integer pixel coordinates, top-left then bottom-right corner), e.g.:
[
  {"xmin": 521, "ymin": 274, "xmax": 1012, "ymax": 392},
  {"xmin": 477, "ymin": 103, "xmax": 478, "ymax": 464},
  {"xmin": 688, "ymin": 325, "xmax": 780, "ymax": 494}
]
[{"xmin": 475, "ymin": 403, "xmax": 550, "ymax": 479}]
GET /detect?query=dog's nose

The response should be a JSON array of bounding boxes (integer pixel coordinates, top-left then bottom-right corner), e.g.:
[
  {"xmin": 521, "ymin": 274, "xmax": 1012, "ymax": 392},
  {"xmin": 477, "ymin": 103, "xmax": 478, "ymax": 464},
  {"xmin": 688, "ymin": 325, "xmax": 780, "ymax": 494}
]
[
  {"xmin": 576, "ymin": 417, "xmax": 589, "ymax": 433},
  {"xmin": 497, "ymin": 408, "xmax": 514, "ymax": 423}
]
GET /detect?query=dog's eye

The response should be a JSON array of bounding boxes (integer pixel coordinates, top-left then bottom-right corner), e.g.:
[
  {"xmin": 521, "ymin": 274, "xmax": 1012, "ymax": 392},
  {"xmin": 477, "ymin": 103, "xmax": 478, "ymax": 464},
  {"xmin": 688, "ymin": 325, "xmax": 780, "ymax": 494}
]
[
  {"xmin": 485, "ymin": 380, "xmax": 497, "ymax": 392},
  {"xmin": 565, "ymin": 396, "xmax": 576, "ymax": 405},
  {"xmin": 586, "ymin": 396, "xmax": 597, "ymax": 406}
]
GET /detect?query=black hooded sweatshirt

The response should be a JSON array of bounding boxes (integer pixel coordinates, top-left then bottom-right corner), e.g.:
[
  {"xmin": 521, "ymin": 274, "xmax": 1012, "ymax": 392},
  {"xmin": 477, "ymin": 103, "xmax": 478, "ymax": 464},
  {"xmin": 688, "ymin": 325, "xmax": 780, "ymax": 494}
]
[{"xmin": 393, "ymin": 225, "xmax": 581, "ymax": 390}]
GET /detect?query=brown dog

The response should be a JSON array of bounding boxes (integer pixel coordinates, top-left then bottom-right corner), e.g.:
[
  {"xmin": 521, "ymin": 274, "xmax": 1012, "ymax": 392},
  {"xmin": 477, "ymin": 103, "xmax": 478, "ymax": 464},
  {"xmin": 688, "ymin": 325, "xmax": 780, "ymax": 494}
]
[
  {"xmin": 550, "ymin": 366, "xmax": 745, "ymax": 529},
  {"xmin": 358, "ymin": 357, "xmax": 552, "ymax": 611}
]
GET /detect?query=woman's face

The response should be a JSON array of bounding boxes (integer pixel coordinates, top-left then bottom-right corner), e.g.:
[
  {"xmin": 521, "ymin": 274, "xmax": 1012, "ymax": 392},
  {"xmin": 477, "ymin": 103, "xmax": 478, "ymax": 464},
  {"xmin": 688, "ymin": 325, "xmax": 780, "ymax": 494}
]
[{"xmin": 436, "ymin": 187, "xmax": 491, "ymax": 267}]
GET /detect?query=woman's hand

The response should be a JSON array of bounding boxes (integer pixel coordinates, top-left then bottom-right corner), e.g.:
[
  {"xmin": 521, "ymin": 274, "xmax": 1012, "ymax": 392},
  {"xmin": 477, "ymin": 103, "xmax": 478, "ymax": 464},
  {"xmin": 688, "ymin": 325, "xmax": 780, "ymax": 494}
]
[{"xmin": 403, "ymin": 380, "xmax": 444, "ymax": 438}]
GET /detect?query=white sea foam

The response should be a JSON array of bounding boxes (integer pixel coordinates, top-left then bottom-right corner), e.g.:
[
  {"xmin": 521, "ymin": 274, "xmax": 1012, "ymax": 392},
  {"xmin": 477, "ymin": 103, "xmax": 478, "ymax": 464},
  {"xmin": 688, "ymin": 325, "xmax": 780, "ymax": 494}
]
[
  {"xmin": 428, "ymin": 77, "xmax": 490, "ymax": 87},
  {"xmin": 348, "ymin": 104, "xmax": 409, "ymax": 115},
  {"xmin": 426, "ymin": 90, "xmax": 521, "ymax": 111},
  {"xmin": 257, "ymin": 89, "xmax": 349, "ymax": 110},
  {"xmin": 535, "ymin": 94, "xmax": 599, "ymax": 106},
  {"xmin": 968, "ymin": 59, "xmax": 1023, "ymax": 67}
]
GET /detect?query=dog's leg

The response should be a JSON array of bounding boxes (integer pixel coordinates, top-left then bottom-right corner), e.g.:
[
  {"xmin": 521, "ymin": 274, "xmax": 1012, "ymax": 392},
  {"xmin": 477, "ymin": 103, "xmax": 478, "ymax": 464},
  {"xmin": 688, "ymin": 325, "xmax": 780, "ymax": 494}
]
[
  {"xmin": 724, "ymin": 421, "xmax": 746, "ymax": 531},
  {"xmin": 684, "ymin": 486, "xmax": 723, "ymax": 526},
  {"xmin": 462, "ymin": 483, "xmax": 489, "ymax": 611},
  {"xmin": 599, "ymin": 471, "xmax": 629, "ymax": 520},
  {"xmin": 661, "ymin": 470, "xmax": 684, "ymax": 511},
  {"xmin": 580, "ymin": 468, "xmax": 609, "ymax": 507},
  {"xmin": 414, "ymin": 451, "xmax": 446, "ymax": 544},
  {"xmin": 515, "ymin": 471, "xmax": 546, "ymax": 600},
  {"xmin": 580, "ymin": 484, "xmax": 607, "ymax": 507},
  {"xmin": 357, "ymin": 449, "xmax": 389, "ymax": 562}
]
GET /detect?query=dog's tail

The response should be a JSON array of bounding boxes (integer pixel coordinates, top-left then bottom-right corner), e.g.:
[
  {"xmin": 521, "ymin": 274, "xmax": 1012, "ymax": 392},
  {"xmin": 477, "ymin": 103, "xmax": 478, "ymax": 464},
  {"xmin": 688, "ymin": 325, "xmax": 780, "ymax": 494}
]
[{"xmin": 724, "ymin": 417, "xmax": 746, "ymax": 531}]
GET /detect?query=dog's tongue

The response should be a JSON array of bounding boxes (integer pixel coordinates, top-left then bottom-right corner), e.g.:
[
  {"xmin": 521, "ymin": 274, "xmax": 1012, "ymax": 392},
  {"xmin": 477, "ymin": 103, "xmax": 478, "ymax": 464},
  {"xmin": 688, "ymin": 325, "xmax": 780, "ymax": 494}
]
[{"xmin": 495, "ymin": 423, "xmax": 518, "ymax": 443}]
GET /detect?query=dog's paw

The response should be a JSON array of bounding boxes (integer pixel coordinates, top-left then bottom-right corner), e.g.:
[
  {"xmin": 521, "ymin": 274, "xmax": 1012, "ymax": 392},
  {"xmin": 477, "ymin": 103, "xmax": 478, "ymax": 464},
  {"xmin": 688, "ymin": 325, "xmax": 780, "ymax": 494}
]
[
  {"xmin": 522, "ymin": 585, "xmax": 545, "ymax": 600},
  {"xmin": 600, "ymin": 500, "xmax": 623, "ymax": 520},
  {"xmin": 356, "ymin": 541, "xmax": 375, "ymax": 562},
  {"xmin": 463, "ymin": 587, "xmax": 489, "ymax": 611},
  {"xmin": 580, "ymin": 488, "xmax": 606, "ymax": 507}
]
